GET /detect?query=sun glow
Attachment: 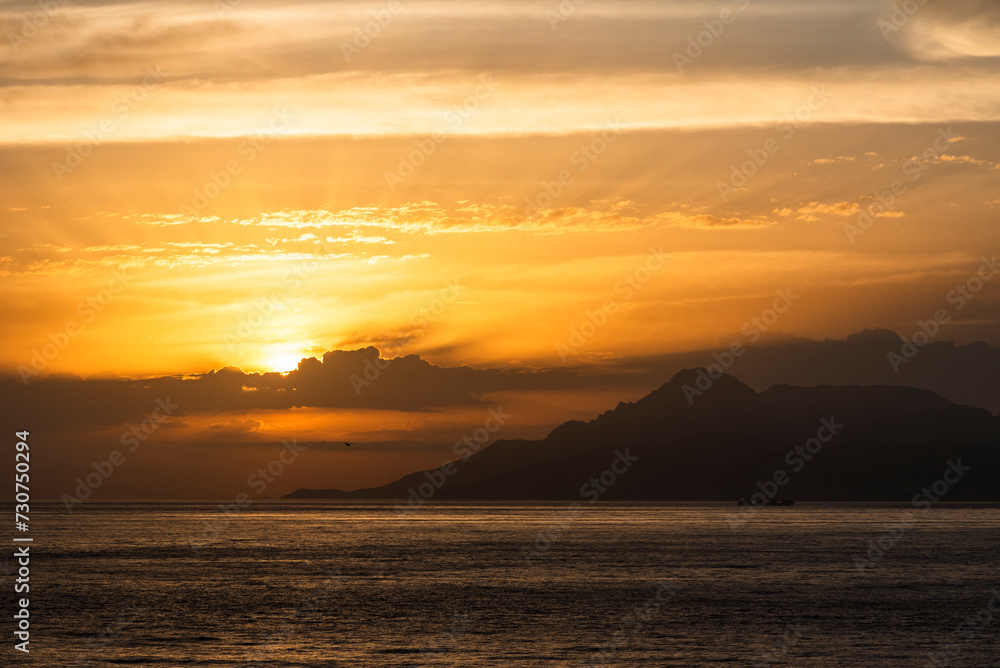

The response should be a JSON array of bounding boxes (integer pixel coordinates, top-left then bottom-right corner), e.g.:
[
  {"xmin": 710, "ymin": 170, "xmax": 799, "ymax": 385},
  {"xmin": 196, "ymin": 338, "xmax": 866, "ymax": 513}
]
[{"xmin": 263, "ymin": 349, "xmax": 307, "ymax": 373}]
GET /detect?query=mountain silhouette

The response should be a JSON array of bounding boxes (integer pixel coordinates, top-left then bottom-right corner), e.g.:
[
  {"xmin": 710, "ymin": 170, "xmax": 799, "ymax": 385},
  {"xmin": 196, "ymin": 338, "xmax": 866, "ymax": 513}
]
[
  {"xmin": 621, "ymin": 328, "xmax": 1000, "ymax": 413},
  {"xmin": 5, "ymin": 329, "xmax": 999, "ymax": 431},
  {"xmin": 285, "ymin": 369, "xmax": 1000, "ymax": 502}
]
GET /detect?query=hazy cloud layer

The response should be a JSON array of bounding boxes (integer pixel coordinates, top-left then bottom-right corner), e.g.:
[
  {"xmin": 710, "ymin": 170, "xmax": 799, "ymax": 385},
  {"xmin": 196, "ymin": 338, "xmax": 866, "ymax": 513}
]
[
  {"xmin": 896, "ymin": 0, "xmax": 1000, "ymax": 60},
  {"xmin": 4, "ymin": 330, "xmax": 999, "ymax": 435},
  {"xmin": 4, "ymin": 0, "xmax": 1000, "ymax": 142}
]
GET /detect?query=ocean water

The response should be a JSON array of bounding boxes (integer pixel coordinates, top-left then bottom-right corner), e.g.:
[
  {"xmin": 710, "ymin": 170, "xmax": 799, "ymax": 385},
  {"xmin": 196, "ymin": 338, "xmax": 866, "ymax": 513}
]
[{"xmin": 5, "ymin": 502, "xmax": 999, "ymax": 667}]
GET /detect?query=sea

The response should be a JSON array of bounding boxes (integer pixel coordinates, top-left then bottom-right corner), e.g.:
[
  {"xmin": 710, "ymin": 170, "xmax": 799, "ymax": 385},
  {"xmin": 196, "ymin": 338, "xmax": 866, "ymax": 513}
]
[{"xmin": 4, "ymin": 502, "xmax": 999, "ymax": 667}]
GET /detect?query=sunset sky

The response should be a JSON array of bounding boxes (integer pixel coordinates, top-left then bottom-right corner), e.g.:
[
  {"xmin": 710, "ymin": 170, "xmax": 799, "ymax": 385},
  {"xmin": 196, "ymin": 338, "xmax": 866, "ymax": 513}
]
[{"xmin": 2, "ymin": 0, "xmax": 999, "ymax": 498}]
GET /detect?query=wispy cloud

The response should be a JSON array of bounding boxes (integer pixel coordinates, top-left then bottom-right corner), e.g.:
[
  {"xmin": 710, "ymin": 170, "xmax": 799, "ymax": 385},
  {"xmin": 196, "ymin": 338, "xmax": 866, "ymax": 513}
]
[
  {"xmin": 4, "ymin": 1, "xmax": 1000, "ymax": 144},
  {"xmin": 893, "ymin": 0, "xmax": 1000, "ymax": 60}
]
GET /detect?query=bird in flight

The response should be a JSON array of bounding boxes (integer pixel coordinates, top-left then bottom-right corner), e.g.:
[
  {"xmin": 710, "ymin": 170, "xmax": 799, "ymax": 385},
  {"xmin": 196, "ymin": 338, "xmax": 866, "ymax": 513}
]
[{"xmin": 343, "ymin": 442, "xmax": 353, "ymax": 447}]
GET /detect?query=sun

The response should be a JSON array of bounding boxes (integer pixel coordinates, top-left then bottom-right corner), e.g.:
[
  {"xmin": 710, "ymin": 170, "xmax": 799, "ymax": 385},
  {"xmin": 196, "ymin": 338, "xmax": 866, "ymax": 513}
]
[{"xmin": 263, "ymin": 350, "xmax": 306, "ymax": 373}]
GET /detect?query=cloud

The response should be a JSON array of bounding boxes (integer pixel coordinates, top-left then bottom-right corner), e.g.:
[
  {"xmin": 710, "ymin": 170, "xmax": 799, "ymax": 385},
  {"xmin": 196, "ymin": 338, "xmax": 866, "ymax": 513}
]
[
  {"xmin": 139, "ymin": 203, "xmax": 675, "ymax": 237},
  {"xmin": 810, "ymin": 156, "xmax": 856, "ymax": 164},
  {"xmin": 207, "ymin": 418, "xmax": 263, "ymax": 436},
  {"xmin": 6, "ymin": 329, "xmax": 1000, "ymax": 438},
  {"xmin": 0, "ymin": 0, "xmax": 903, "ymax": 85},
  {"xmin": 894, "ymin": 0, "xmax": 1000, "ymax": 60},
  {"xmin": 6, "ymin": 0, "xmax": 1000, "ymax": 151},
  {"xmin": 2, "ymin": 201, "xmax": 694, "ymax": 276},
  {"xmin": 937, "ymin": 154, "xmax": 991, "ymax": 167},
  {"xmin": 0, "ymin": 347, "xmax": 598, "ymax": 429},
  {"xmin": 6, "ymin": 0, "xmax": 1000, "ymax": 145},
  {"xmin": 774, "ymin": 202, "xmax": 860, "ymax": 222},
  {"xmin": 657, "ymin": 212, "xmax": 775, "ymax": 230}
]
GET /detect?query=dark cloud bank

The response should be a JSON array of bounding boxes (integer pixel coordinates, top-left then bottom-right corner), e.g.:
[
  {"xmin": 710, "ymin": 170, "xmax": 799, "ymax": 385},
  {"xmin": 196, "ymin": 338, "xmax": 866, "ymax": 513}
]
[{"xmin": 2, "ymin": 329, "xmax": 999, "ymax": 433}]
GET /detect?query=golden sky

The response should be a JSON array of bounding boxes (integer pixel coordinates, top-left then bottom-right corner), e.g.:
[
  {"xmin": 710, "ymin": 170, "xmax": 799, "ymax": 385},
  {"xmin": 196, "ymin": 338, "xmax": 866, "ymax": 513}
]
[{"xmin": 2, "ymin": 0, "xmax": 999, "ymax": 497}]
